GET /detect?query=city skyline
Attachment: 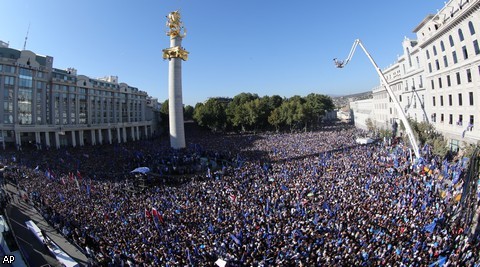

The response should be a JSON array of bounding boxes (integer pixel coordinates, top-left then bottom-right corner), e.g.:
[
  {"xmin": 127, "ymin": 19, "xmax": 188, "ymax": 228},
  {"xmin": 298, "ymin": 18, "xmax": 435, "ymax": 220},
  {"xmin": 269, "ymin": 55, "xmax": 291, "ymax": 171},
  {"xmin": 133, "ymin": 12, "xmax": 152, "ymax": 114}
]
[{"xmin": 1, "ymin": 0, "xmax": 444, "ymax": 106}]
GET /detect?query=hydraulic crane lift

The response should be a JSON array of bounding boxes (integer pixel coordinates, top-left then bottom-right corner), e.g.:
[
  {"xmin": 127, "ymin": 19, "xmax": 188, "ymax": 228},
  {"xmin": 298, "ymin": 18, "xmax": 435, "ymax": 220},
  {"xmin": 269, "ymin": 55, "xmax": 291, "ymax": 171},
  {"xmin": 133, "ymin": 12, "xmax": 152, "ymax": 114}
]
[{"xmin": 334, "ymin": 39, "xmax": 421, "ymax": 159}]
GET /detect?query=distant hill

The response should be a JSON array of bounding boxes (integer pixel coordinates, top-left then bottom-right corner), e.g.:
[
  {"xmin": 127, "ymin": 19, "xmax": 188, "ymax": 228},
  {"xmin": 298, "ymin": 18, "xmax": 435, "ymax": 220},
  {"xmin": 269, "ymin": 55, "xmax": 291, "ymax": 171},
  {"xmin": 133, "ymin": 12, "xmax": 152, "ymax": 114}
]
[{"xmin": 331, "ymin": 91, "xmax": 372, "ymax": 108}]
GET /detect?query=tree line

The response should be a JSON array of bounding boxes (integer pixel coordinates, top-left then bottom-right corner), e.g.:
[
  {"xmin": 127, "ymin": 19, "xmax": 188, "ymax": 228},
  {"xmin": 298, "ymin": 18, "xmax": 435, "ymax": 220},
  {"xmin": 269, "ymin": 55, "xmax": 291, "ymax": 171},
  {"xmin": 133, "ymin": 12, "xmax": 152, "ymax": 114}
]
[{"xmin": 160, "ymin": 92, "xmax": 335, "ymax": 133}]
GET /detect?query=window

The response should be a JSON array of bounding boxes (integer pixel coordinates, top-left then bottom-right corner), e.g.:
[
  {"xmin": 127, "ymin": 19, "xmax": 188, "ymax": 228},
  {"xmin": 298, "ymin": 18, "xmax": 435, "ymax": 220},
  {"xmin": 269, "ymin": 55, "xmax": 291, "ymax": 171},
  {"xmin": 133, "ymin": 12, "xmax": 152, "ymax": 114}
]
[
  {"xmin": 428, "ymin": 63, "xmax": 432, "ymax": 73},
  {"xmin": 467, "ymin": 69, "xmax": 472, "ymax": 82},
  {"xmin": 443, "ymin": 55, "xmax": 448, "ymax": 67},
  {"xmin": 459, "ymin": 93, "xmax": 463, "ymax": 106},
  {"xmin": 431, "ymin": 79, "xmax": 435, "ymax": 89},
  {"xmin": 470, "ymin": 115, "xmax": 474, "ymax": 127},
  {"xmin": 449, "ymin": 35, "xmax": 455, "ymax": 47},
  {"xmin": 431, "ymin": 113, "xmax": 437, "ymax": 123},
  {"xmin": 426, "ymin": 50, "xmax": 430, "ymax": 59},
  {"xmin": 432, "ymin": 96, "xmax": 436, "ymax": 106},
  {"xmin": 447, "ymin": 75, "xmax": 451, "ymax": 87},
  {"xmin": 441, "ymin": 113, "xmax": 444, "ymax": 123},
  {"xmin": 4, "ymin": 76, "xmax": 15, "ymax": 86},
  {"xmin": 438, "ymin": 77, "xmax": 443, "ymax": 88},
  {"xmin": 474, "ymin": 40, "xmax": 480, "ymax": 55},
  {"xmin": 440, "ymin": 95, "xmax": 444, "ymax": 106},
  {"xmin": 458, "ymin": 115, "xmax": 463, "ymax": 126},
  {"xmin": 435, "ymin": 59, "xmax": 440, "ymax": 70},
  {"xmin": 469, "ymin": 92, "xmax": 474, "ymax": 105},
  {"xmin": 463, "ymin": 46, "xmax": 468, "ymax": 59},
  {"xmin": 449, "ymin": 94, "xmax": 452, "ymax": 106},
  {"xmin": 456, "ymin": 72, "xmax": 461, "ymax": 84},
  {"xmin": 3, "ymin": 65, "xmax": 15, "ymax": 74},
  {"xmin": 469, "ymin": 21, "xmax": 475, "ymax": 35},
  {"xmin": 459, "ymin": 29, "xmax": 465, "ymax": 41},
  {"xmin": 419, "ymin": 75, "xmax": 423, "ymax": 88},
  {"xmin": 440, "ymin": 41, "xmax": 445, "ymax": 52},
  {"xmin": 433, "ymin": 45, "xmax": 438, "ymax": 56},
  {"xmin": 449, "ymin": 114, "xmax": 453, "ymax": 124},
  {"xmin": 453, "ymin": 51, "xmax": 458, "ymax": 63}
]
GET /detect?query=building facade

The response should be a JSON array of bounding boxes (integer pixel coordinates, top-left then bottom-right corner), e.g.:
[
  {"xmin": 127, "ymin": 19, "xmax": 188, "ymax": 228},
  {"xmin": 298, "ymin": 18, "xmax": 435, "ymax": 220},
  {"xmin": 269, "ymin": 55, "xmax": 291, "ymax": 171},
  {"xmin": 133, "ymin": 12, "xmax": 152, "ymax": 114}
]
[
  {"xmin": 0, "ymin": 42, "xmax": 156, "ymax": 149},
  {"xmin": 350, "ymin": 0, "xmax": 480, "ymax": 150}
]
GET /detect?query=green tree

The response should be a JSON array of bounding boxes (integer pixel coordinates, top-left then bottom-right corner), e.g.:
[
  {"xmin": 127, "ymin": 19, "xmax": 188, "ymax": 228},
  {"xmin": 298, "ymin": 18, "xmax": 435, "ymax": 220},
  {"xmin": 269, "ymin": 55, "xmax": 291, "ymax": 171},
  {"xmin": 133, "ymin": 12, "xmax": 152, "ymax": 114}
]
[
  {"xmin": 263, "ymin": 95, "xmax": 283, "ymax": 111},
  {"xmin": 304, "ymin": 93, "xmax": 335, "ymax": 130},
  {"xmin": 268, "ymin": 107, "xmax": 284, "ymax": 132},
  {"xmin": 283, "ymin": 96, "xmax": 307, "ymax": 132},
  {"xmin": 184, "ymin": 105, "xmax": 194, "ymax": 121},
  {"xmin": 244, "ymin": 98, "xmax": 270, "ymax": 131},
  {"xmin": 226, "ymin": 93, "xmax": 259, "ymax": 131},
  {"xmin": 432, "ymin": 137, "xmax": 448, "ymax": 158},
  {"xmin": 365, "ymin": 118, "xmax": 375, "ymax": 134},
  {"xmin": 160, "ymin": 99, "xmax": 169, "ymax": 128},
  {"xmin": 193, "ymin": 99, "xmax": 227, "ymax": 132}
]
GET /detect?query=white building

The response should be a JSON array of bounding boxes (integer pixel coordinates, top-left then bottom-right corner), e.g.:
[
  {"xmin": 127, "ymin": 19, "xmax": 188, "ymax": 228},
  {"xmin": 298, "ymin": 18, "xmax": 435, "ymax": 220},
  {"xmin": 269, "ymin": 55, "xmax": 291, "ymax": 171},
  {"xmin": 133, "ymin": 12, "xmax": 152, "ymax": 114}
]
[
  {"xmin": 350, "ymin": 99, "xmax": 373, "ymax": 131},
  {"xmin": 0, "ymin": 43, "xmax": 157, "ymax": 149},
  {"xmin": 350, "ymin": 0, "xmax": 480, "ymax": 150}
]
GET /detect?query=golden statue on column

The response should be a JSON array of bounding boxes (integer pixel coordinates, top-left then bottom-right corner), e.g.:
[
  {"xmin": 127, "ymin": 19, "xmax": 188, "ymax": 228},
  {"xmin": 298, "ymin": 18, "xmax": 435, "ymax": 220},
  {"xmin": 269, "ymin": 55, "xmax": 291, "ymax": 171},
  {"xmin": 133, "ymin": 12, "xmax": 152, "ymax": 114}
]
[{"xmin": 163, "ymin": 10, "xmax": 189, "ymax": 61}]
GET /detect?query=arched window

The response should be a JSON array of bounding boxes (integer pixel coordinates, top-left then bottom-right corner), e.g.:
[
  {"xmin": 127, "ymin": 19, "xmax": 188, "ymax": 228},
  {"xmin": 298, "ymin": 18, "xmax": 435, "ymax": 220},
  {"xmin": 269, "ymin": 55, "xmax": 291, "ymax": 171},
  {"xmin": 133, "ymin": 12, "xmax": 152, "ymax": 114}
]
[
  {"xmin": 426, "ymin": 49, "xmax": 430, "ymax": 59},
  {"xmin": 433, "ymin": 45, "xmax": 437, "ymax": 56},
  {"xmin": 459, "ymin": 29, "xmax": 465, "ymax": 41},
  {"xmin": 468, "ymin": 21, "xmax": 475, "ymax": 35},
  {"xmin": 440, "ymin": 41, "xmax": 445, "ymax": 52}
]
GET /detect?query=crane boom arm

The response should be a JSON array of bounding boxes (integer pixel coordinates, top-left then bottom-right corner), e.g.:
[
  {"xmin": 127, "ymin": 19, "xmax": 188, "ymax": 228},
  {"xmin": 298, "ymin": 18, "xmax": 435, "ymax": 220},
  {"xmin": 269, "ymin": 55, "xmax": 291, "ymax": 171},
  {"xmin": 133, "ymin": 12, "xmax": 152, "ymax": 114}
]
[
  {"xmin": 334, "ymin": 39, "xmax": 360, "ymax": 68},
  {"xmin": 335, "ymin": 39, "xmax": 421, "ymax": 159}
]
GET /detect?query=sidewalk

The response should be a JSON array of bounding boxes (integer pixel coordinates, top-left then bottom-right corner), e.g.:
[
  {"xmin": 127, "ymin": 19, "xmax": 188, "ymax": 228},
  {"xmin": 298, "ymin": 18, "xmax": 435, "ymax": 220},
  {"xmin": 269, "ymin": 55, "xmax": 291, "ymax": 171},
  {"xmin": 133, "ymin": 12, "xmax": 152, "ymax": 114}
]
[{"xmin": 4, "ymin": 182, "xmax": 89, "ymax": 267}]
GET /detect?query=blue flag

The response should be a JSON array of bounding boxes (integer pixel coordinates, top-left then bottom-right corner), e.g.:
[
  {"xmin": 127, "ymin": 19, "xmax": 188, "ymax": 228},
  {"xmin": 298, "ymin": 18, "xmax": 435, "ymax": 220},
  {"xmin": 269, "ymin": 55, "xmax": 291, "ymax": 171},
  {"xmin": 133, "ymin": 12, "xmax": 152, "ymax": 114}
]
[
  {"xmin": 428, "ymin": 255, "xmax": 447, "ymax": 267},
  {"xmin": 424, "ymin": 219, "xmax": 437, "ymax": 233}
]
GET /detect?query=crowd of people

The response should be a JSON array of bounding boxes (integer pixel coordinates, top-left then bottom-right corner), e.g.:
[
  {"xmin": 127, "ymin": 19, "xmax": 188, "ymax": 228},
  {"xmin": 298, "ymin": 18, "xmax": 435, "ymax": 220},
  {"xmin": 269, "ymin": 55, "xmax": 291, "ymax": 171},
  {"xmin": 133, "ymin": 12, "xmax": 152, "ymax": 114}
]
[{"xmin": 1, "ymin": 123, "xmax": 479, "ymax": 266}]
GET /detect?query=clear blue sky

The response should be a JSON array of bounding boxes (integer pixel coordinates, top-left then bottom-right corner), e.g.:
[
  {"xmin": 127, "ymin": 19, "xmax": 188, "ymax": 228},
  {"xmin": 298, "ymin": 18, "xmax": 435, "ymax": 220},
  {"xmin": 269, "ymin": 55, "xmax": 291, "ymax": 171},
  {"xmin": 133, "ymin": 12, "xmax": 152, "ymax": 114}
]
[{"xmin": 1, "ymin": 0, "xmax": 444, "ymax": 106}]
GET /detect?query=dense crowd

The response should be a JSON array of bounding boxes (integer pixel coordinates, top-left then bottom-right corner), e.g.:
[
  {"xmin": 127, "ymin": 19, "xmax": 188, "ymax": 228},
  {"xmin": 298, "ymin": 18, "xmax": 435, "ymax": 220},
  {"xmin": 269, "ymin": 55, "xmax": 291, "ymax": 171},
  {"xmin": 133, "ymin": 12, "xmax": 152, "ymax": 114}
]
[{"xmin": 2, "ymin": 124, "xmax": 479, "ymax": 266}]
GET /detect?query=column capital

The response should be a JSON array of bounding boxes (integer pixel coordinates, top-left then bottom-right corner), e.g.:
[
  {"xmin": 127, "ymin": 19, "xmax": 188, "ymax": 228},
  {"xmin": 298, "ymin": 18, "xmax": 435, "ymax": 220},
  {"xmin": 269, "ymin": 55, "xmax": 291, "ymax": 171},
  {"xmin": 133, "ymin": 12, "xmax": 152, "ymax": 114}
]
[{"xmin": 162, "ymin": 46, "xmax": 189, "ymax": 61}]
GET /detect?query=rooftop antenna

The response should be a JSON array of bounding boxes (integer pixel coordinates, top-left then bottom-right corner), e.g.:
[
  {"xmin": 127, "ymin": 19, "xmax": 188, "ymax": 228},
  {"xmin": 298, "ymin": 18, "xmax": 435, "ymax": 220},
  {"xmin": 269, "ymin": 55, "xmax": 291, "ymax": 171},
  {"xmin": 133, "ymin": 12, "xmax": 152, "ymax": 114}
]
[{"xmin": 23, "ymin": 23, "xmax": 30, "ymax": 50}]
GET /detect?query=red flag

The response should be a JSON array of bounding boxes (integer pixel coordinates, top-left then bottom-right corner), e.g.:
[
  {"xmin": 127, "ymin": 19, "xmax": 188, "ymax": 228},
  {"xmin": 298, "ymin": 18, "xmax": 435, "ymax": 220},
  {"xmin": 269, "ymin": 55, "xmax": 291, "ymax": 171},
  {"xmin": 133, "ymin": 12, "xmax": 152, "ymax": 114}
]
[
  {"xmin": 151, "ymin": 208, "xmax": 164, "ymax": 223},
  {"xmin": 145, "ymin": 208, "xmax": 152, "ymax": 219},
  {"xmin": 76, "ymin": 170, "xmax": 82, "ymax": 180}
]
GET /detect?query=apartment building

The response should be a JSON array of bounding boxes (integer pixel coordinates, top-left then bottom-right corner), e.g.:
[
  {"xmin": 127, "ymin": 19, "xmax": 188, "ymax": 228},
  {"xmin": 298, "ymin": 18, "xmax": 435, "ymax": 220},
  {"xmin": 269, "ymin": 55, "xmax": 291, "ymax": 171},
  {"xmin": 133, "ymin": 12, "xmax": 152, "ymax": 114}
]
[{"xmin": 0, "ymin": 41, "xmax": 156, "ymax": 149}]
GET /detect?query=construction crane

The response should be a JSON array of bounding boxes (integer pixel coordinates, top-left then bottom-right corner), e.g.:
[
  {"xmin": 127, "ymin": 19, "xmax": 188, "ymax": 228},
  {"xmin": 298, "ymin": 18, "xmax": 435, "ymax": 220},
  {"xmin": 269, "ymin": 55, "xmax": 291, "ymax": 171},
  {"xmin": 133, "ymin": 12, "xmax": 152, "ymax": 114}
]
[{"xmin": 334, "ymin": 39, "xmax": 420, "ymax": 159}]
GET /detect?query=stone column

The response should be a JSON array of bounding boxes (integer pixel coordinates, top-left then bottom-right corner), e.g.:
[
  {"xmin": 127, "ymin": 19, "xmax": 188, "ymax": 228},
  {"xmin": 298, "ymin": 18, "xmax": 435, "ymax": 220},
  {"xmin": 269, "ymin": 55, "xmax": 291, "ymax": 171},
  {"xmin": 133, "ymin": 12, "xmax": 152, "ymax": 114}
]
[
  {"xmin": 35, "ymin": 132, "xmax": 41, "ymax": 149},
  {"xmin": 122, "ymin": 127, "xmax": 127, "ymax": 142},
  {"xmin": 71, "ymin": 131, "xmax": 76, "ymax": 147},
  {"xmin": 91, "ymin": 129, "xmax": 96, "ymax": 145},
  {"xmin": 15, "ymin": 132, "xmax": 22, "ymax": 150},
  {"xmin": 130, "ymin": 127, "xmax": 135, "ymax": 141},
  {"xmin": 97, "ymin": 129, "xmax": 103, "ymax": 144},
  {"xmin": 79, "ymin": 130, "xmax": 84, "ymax": 146},
  {"xmin": 168, "ymin": 35, "xmax": 186, "ymax": 149},
  {"xmin": 108, "ymin": 128, "xmax": 112, "ymax": 144},
  {"xmin": 55, "ymin": 132, "xmax": 60, "ymax": 149},
  {"xmin": 45, "ymin": 132, "xmax": 50, "ymax": 149}
]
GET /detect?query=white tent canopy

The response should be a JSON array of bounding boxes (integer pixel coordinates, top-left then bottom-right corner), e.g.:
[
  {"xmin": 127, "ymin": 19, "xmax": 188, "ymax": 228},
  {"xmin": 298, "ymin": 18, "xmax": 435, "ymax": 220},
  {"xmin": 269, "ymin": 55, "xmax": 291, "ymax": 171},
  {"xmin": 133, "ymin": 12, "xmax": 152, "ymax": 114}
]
[{"xmin": 130, "ymin": 167, "xmax": 150, "ymax": 174}]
